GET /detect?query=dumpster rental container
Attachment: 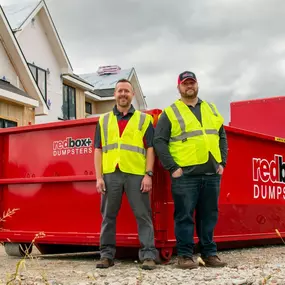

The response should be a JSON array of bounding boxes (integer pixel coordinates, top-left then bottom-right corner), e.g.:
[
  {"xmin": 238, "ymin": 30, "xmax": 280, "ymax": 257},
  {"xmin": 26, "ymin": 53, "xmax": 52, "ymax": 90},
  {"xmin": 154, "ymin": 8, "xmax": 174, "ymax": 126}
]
[
  {"xmin": 229, "ymin": 96, "xmax": 285, "ymax": 139},
  {"xmin": 0, "ymin": 110, "xmax": 285, "ymax": 261}
]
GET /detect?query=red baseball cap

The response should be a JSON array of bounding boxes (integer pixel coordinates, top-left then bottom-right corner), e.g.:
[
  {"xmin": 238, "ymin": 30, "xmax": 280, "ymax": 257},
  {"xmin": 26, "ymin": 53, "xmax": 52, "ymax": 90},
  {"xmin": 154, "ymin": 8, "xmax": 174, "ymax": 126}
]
[{"xmin": 178, "ymin": 71, "xmax": 197, "ymax": 84}]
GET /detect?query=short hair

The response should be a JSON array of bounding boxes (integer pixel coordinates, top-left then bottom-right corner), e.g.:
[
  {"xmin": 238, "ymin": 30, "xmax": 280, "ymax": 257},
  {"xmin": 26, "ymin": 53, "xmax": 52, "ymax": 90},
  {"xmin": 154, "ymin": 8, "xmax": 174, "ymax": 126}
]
[{"xmin": 115, "ymin": 78, "xmax": 134, "ymax": 90}]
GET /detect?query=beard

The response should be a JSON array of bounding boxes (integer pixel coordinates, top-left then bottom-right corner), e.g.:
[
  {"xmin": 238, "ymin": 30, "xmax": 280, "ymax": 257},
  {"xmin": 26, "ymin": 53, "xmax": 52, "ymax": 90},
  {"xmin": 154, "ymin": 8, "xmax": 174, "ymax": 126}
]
[
  {"xmin": 117, "ymin": 96, "xmax": 131, "ymax": 107},
  {"xmin": 180, "ymin": 88, "xmax": 198, "ymax": 99}
]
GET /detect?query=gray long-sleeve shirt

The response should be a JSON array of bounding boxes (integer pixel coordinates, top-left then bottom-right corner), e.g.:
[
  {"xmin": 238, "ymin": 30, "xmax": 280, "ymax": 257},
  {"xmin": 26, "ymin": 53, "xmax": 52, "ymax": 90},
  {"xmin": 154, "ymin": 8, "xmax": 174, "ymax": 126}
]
[{"xmin": 153, "ymin": 98, "xmax": 228, "ymax": 175}]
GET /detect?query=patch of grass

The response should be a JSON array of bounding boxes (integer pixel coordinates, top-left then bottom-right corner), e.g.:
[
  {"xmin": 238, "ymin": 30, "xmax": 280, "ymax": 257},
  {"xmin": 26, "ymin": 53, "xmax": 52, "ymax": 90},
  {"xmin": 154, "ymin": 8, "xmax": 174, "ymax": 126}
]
[
  {"xmin": 1, "ymin": 209, "xmax": 48, "ymax": 284},
  {"xmin": 261, "ymin": 228, "xmax": 285, "ymax": 285},
  {"xmin": 5, "ymin": 232, "xmax": 47, "ymax": 285},
  {"xmin": 136, "ymin": 266, "xmax": 143, "ymax": 285}
]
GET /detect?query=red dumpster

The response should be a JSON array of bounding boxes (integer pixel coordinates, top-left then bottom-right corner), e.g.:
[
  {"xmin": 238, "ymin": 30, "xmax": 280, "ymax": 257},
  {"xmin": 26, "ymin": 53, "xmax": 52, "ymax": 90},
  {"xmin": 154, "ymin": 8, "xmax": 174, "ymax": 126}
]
[
  {"xmin": 229, "ymin": 96, "xmax": 285, "ymax": 139},
  {"xmin": 0, "ymin": 110, "xmax": 285, "ymax": 261}
]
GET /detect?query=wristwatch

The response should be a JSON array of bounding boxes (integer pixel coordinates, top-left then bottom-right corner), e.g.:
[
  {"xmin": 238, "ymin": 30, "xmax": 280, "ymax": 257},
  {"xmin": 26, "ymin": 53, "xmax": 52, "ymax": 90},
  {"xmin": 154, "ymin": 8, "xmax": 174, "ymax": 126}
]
[{"xmin": 146, "ymin": 171, "xmax": 153, "ymax": 177}]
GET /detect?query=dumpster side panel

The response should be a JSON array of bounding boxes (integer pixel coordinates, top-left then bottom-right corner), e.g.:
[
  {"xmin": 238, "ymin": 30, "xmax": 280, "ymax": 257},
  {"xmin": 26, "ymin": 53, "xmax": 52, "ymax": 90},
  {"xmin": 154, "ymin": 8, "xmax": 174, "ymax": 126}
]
[
  {"xmin": 215, "ymin": 127, "xmax": 285, "ymax": 241},
  {"xmin": 1, "ymin": 111, "xmax": 285, "ymax": 253},
  {"xmin": 4, "ymin": 125, "xmax": 96, "ymax": 179},
  {"xmin": 151, "ymin": 159, "xmax": 175, "ymax": 243},
  {"xmin": 0, "ymin": 120, "xmax": 140, "ymax": 246},
  {"xmin": 1, "ymin": 183, "xmax": 139, "ymax": 244},
  {"xmin": 230, "ymin": 97, "xmax": 285, "ymax": 138}
]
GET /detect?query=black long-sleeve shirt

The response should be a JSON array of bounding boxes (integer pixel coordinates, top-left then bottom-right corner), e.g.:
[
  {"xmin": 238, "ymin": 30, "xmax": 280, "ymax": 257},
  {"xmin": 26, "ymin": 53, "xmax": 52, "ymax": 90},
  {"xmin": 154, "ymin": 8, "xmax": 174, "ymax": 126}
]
[{"xmin": 153, "ymin": 99, "xmax": 228, "ymax": 175}]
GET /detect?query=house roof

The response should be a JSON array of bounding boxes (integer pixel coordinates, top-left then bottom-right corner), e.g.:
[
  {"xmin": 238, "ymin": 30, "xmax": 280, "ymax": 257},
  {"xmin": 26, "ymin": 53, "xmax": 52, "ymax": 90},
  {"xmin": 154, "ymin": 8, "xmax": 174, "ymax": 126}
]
[
  {"xmin": 93, "ymin": 89, "xmax": 114, "ymax": 98},
  {"xmin": 80, "ymin": 67, "xmax": 147, "ymax": 108},
  {"xmin": 3, "ymin": 0, "xmax": 73, "ymax": 72},
  {"xmin": 0, "ymin": 79, "xmax": 33, "ymax": 99},
  {"xmin": 85, "ymin": 91, "xmax": 115, "ymax": 102},
  {"xmin": 80, "ymin": 68, "xmax": 133, "ymax": 90},
  {"xmin": 2, "ymin": 1, "xmax": 39, "ymax": 30}
]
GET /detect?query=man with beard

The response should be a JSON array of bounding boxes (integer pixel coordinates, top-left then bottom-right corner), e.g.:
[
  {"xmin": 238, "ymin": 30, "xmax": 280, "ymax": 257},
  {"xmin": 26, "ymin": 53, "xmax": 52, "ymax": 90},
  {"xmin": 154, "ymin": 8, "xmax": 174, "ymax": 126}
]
[
  {"xmin": 94, "ymin": 79, "xmax": 158, "ymax": 270},
  {"xmin": 153, "ymin": 71, "xmax": 228, "ymax": 269}
]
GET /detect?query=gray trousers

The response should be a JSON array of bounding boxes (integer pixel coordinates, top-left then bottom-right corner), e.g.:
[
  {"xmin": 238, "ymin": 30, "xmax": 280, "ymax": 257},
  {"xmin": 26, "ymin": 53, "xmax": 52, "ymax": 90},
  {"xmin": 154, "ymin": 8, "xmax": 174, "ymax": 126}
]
[{"xmin": 100, "ymin": 169, "xmax": 158, "ymax": 261}]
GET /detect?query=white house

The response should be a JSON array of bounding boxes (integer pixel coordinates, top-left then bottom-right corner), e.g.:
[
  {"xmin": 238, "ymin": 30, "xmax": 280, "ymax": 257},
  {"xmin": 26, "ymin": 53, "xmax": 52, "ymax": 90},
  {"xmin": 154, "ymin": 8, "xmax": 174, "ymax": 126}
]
[
  {"xmin": 3, "ymin": 1, "xmax": 148, "ymax": 124},
  {"xmin": 0, "ymin": 5, "xmax": 44, "ymax": 127},
  {"xmin": 3, "ymin": 0, "xmax": 93, "ymax": 123}
]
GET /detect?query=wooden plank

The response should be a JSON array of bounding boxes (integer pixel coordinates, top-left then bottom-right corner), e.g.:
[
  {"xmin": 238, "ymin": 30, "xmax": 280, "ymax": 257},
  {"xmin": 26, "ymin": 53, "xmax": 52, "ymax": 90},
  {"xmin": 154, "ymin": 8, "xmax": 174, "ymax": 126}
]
[
  {"xmin": 75, "ymin": 88, "xmax": 85, "ymax": 119},
  {"xmin": 0, "ymin": 99, "xmax": 35, "ymax": 126},
  {"xmin": 23, "ymin": 106, "xmax": 35, "ymax": 125},
  {"xmin": 96, "ymin": 101, "xmax": 114, "ymax": 114}
]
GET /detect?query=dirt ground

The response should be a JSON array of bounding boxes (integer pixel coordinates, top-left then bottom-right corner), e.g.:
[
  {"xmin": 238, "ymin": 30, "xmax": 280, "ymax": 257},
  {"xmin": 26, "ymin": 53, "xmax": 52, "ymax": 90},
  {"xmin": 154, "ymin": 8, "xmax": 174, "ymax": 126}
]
[{"xmin": 1, "ymin": 244, "xmax": 285, "ymax": 285}]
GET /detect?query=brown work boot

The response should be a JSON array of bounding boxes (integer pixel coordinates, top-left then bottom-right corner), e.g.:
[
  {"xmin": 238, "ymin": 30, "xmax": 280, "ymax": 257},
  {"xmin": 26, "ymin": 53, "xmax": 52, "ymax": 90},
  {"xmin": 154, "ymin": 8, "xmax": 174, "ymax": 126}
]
[
  {"xmin": 140, "ymin": 259, "xmax": 156, "ymax": 270},
  {"xmin": 202, "ymin": 255, "xmax": 227, "ymax": 267},
  {"xmin": 96, "ymin": 257, "xmax": 114, "ymax": 269},
  {"xmin": 177, "ymin": 256, "xmax": 199, "ymax": 269}
]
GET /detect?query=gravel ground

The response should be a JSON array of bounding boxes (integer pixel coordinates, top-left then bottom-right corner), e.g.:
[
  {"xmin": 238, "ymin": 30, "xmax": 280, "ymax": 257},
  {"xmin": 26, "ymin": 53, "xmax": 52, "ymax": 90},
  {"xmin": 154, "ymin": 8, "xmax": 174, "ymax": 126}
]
[{"xmin": 0, "ymin": 245, "xmax": 285, "ymax": 285}]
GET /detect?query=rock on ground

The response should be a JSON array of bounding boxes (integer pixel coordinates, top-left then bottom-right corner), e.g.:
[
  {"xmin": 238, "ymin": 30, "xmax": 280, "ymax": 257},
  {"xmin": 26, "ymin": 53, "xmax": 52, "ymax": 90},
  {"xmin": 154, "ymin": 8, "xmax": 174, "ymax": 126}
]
[{"xmin": 0, "ymin": 245, "xmax": 285, "ymax": 284}]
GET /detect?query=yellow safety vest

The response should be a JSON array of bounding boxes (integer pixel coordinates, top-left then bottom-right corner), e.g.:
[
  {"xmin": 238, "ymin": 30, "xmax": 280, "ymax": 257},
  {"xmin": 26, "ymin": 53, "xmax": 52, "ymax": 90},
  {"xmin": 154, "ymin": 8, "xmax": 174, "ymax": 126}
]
[
  {"xmin": 99, "ymin": 110, "xmax": 152, "ymax": 175},
  {"xmin": 164, "ymin": 99, "xmax": 224, "ymax": 167}
]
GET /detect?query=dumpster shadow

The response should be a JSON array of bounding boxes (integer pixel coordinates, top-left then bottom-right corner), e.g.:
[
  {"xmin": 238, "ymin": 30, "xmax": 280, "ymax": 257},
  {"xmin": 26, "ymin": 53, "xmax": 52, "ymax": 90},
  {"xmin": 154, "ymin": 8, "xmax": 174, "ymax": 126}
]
[
  {"xmin": 35, "ymin": 244, "xmax": 99, "ymax": 261},
  {"xmin": 216, "ymin": 238, "xmax": 285, "ymax": 252},
  {"xmin": 35, "ymin": 245, "xmax": 142, "ymax": 262},
  {"xmin": 37, "ymin": 252, "xmax": 100, "ymax": 261}
]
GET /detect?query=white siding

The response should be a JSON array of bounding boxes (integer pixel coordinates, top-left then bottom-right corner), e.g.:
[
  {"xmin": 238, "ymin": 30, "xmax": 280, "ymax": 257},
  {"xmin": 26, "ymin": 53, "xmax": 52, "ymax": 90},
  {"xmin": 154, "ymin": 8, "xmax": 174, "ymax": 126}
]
[
  {"xmin": 0, "ymin": 41, "xmax": 20, "ymax": 87},
  {"xmin": 130, "ymin": 74, "xmax": 144, "ymax": 110},
  {"xmin": 17, "ymin": 14, "xmax": 63, "ymax": 124},
  {"xmin": 132, "ymin": 96, "xmax": 139, "ymax": 109}
]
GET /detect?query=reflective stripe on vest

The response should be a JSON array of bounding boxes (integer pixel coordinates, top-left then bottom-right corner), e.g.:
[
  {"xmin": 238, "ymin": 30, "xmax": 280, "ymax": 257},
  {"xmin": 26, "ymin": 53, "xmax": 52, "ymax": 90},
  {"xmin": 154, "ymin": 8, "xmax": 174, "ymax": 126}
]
[
  {"xmin": 208, "ymin": 103, "xmax": 218, "ymax": 116},
  {"xmin": 205, "ymin": 129, "xmax": 219, "ymax": 135},
  {"xmin": 138, "ymin": 113, "xmax": 147, "ymax": 131},
  {"xmin": 171, "ymin": 104, "xmax": 186, "ymax": 132},
  {"xmin": 169, "ymin": 102, "xmax": 219, "ymax": 142},
  {"xmin": 102, "ymin": 143, "xmax": 118, "ymax": 152},
  {"xmin": 103, "ymin": 112, "xmax": 110, "ymax": 149},
  {"xmin": 120, "ymin": 144, "xmax": 146, "ymax": 155},
  {"xmin": 102, "ymin": 112, "xmax": 147, "ymax": 155},
  {"xmin": 170, "ymin": 130, "xmax": 203, "ymax": 142}
]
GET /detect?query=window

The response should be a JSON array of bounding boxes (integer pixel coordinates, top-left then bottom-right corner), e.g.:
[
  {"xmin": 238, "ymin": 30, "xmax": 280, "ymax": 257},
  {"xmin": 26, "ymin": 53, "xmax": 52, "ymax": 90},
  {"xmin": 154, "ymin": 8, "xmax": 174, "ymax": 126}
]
[
  {"xmin": 28, "ymin": 63, "xmax": 47, "ymax": 102},
  {"xmin": 85, "ymin": 101, "xmax": 92, "ymax": 114},
  {"xmin": 0, "ymin": 118, "xmax": 17, "ymax": 128},
  {"xmin": 62, "ymin": 84, "xmax": 76, "ymax": 120}
]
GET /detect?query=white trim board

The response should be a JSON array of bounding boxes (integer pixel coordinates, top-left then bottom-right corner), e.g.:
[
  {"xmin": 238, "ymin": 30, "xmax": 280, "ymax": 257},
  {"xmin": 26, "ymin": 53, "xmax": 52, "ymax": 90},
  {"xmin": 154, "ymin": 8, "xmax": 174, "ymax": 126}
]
[
  {"xmin": 0, "ymin": 88, "xmax": 39, "ymax": 107},
  {"xmin": 63, "ymin": 75, "xmax": 93, "ymax": 91}
]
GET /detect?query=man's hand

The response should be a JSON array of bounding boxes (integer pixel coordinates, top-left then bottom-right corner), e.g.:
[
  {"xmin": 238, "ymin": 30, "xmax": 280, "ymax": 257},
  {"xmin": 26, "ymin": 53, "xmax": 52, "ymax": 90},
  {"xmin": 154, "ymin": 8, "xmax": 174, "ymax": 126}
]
[
  {"xmin": 172, "ymin": 168, "xmax": 183, "ymax": 178},
  {"xmin": 217, "ymin": 165, "xmax": 224, "ymax": 175},
  {"xmin": 141, "ymin": 175, "xmax": 152, "ymax": 193},
  {"xmin": 96, "ymin": 177, "xmax": 106, "ymax": 194}
]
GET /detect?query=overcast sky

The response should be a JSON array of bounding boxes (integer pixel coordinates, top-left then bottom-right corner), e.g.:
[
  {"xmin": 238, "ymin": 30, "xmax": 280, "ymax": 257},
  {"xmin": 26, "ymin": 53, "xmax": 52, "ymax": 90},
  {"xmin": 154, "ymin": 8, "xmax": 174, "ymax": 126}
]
[{"xmin": 1, "ymin": 0, "xmax": 285, "ymax": 123}]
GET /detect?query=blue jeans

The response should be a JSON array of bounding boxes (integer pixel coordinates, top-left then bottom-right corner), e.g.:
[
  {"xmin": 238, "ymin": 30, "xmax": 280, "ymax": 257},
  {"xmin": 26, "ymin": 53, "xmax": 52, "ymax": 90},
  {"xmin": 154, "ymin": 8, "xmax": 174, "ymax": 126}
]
[{"xmin": 171, "ymin": 173, "xmax": 221, "ymax": 258}]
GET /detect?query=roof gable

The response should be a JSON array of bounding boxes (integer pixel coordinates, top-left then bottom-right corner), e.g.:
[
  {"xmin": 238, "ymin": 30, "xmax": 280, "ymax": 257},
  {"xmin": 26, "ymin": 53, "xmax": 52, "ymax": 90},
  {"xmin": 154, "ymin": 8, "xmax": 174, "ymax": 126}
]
[
  {"xmin": 2, "ymin": 1, "xmax": 40, "ymax": 30},
  {"xmin": 3, "ymin": 0, "xmax": 73, "ymax": 72}
]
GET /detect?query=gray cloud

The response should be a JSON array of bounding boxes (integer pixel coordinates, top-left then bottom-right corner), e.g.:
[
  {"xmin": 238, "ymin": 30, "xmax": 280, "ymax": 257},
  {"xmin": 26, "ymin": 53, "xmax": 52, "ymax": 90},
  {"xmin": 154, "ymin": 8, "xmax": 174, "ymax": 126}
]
[{"xmin": 4, "ymin": 0, "xmax": 285, "ymax": 123}]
